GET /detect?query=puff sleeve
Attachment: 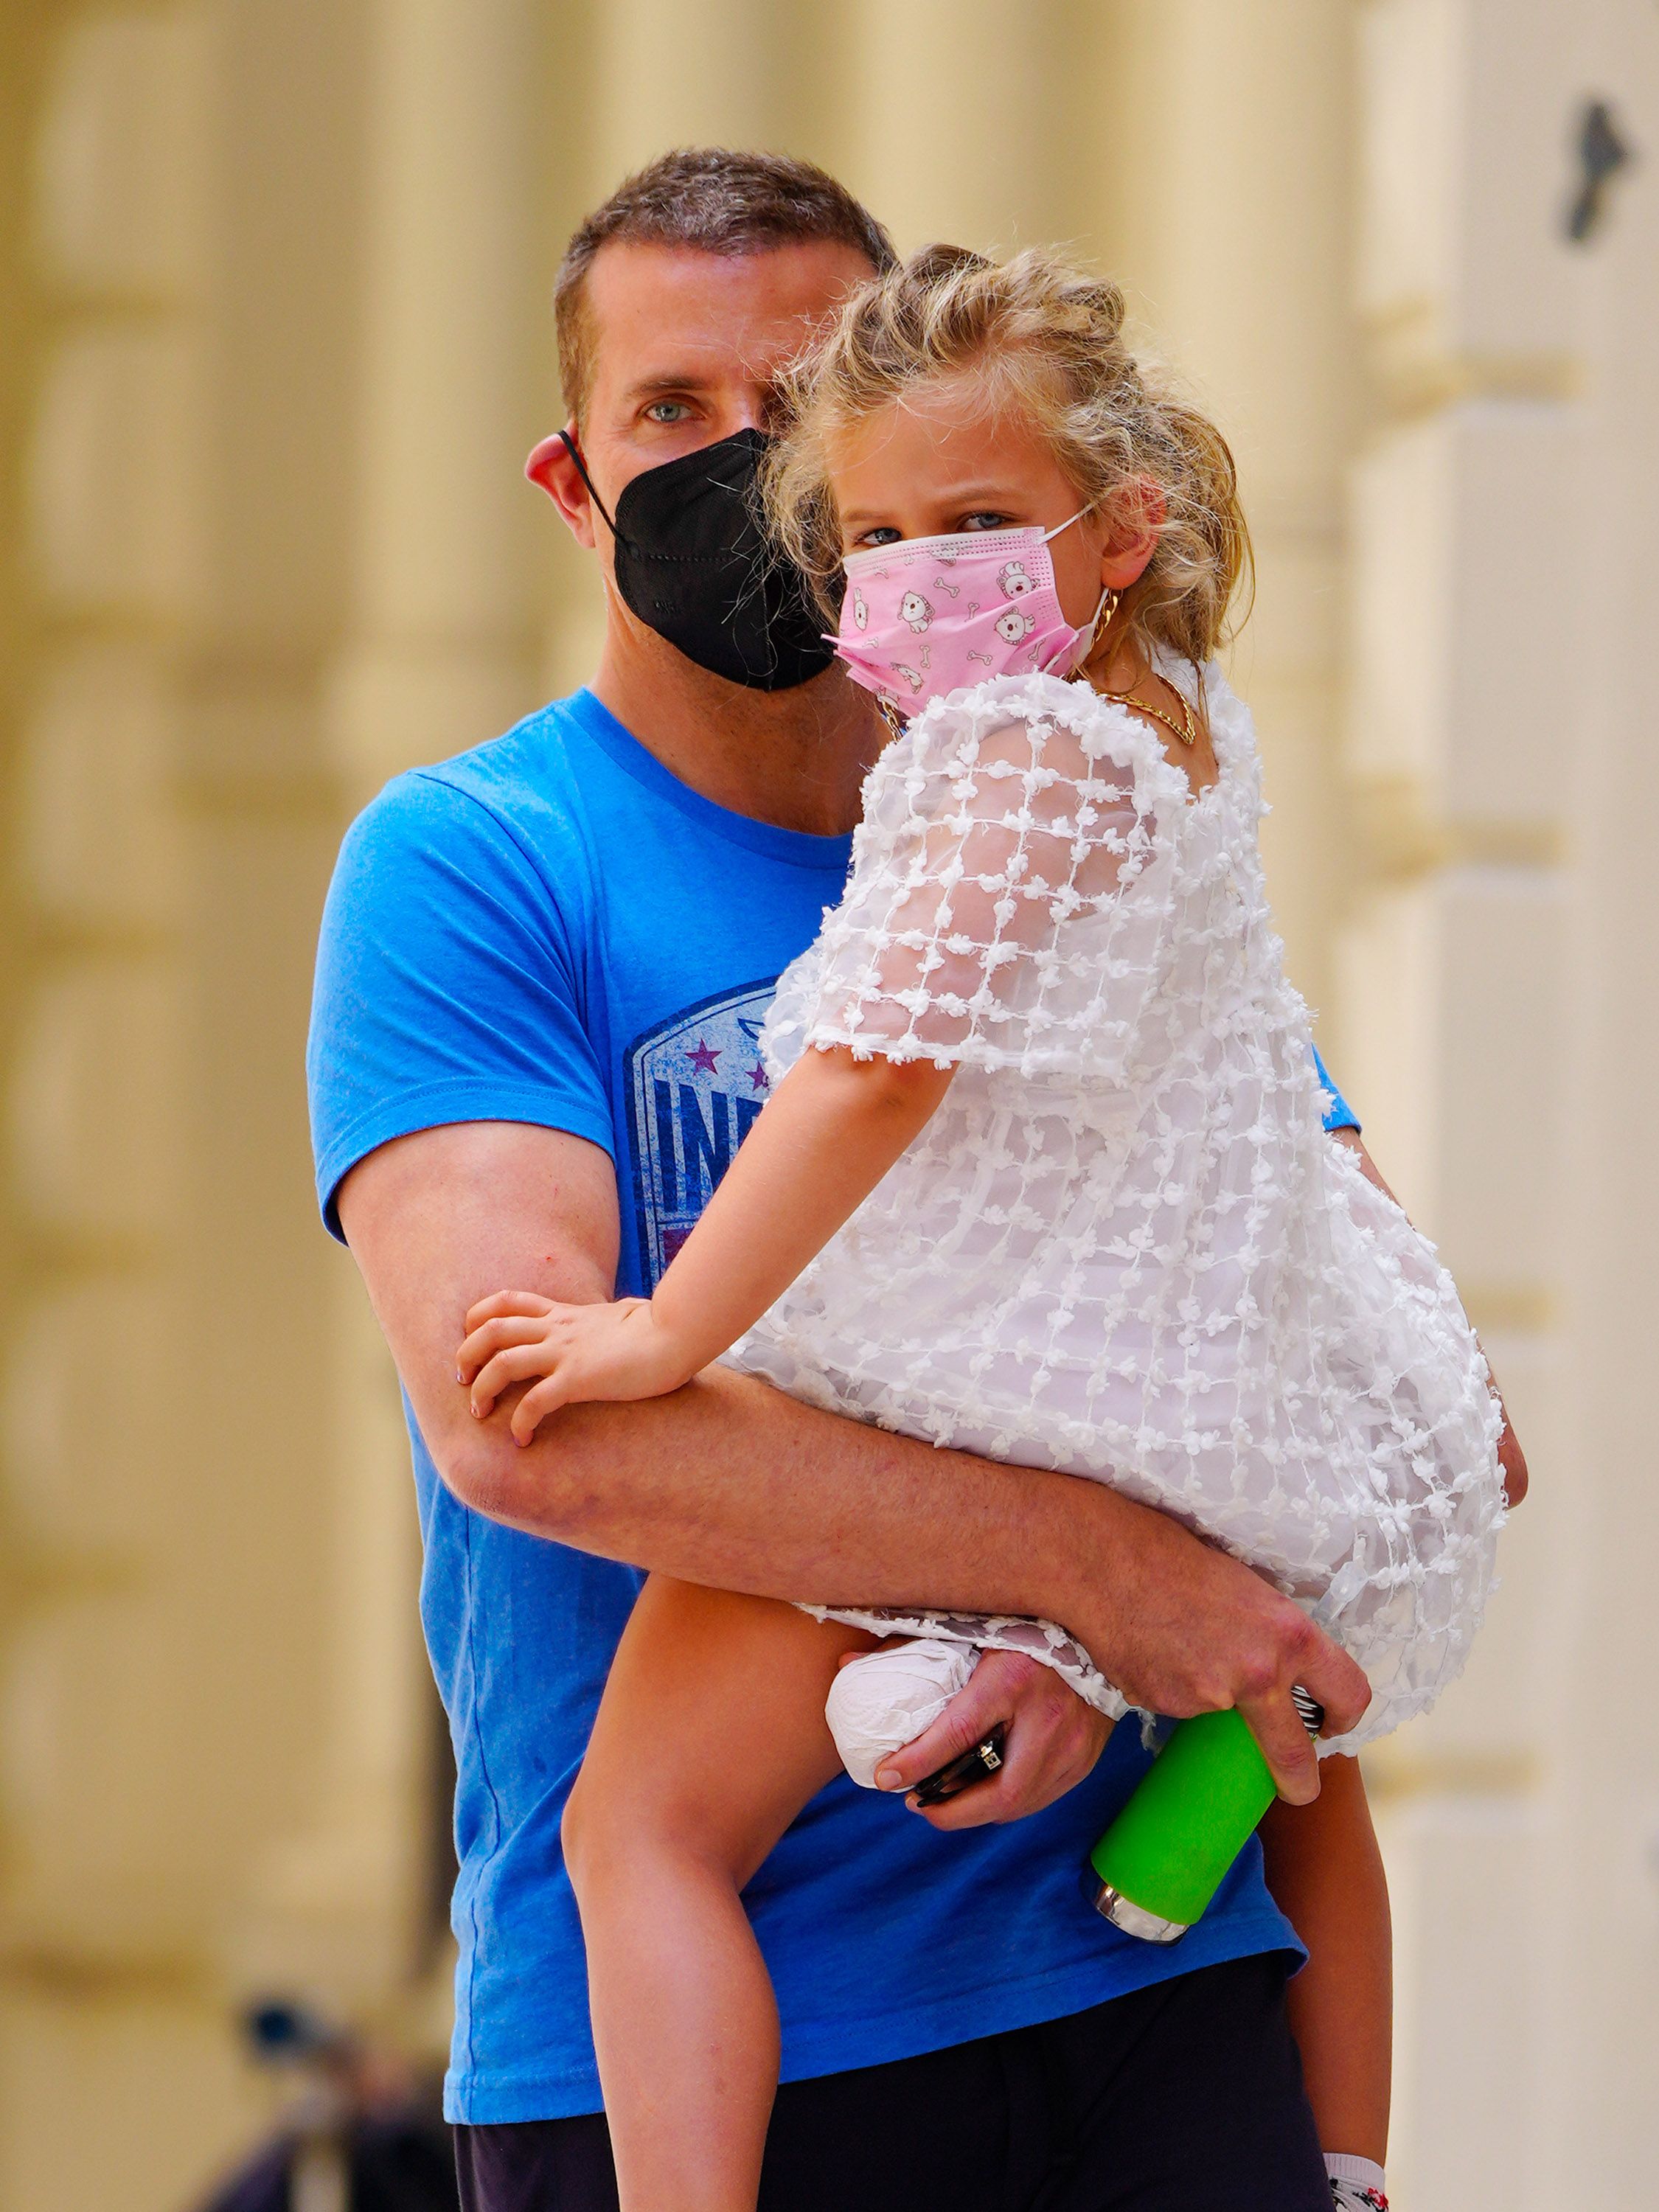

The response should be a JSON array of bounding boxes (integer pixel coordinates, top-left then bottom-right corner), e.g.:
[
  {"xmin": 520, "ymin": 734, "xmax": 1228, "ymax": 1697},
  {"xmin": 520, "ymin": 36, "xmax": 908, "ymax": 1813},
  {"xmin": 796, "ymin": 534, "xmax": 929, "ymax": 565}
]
[{"xmin": 774, "ymin": 683, "xmax": 1181, "ymax": 1081}]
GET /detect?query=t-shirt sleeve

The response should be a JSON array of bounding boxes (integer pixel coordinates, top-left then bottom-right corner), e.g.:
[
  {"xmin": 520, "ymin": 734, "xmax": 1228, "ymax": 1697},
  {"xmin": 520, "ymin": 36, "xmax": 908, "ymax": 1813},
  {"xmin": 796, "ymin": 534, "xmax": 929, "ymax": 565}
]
[
  {"xmin": 1312, "ymin": 1044, "xmax": 1360, "ymax": 1133},
  {"xmin": 307, "ymin": 769, "xmax": 611, "ymax": 1241},
  {"xmin": 796, "ymin": 700, "xmax": 1172, "ymax": 1078}
]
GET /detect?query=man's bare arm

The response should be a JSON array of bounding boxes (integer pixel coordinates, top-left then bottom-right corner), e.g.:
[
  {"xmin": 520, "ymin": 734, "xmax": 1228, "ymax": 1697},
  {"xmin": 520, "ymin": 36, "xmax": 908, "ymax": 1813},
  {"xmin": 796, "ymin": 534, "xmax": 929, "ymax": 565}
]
[{"xmin": 339, "ymin": 1119, "xmax": 1371, "ymax": 1799}]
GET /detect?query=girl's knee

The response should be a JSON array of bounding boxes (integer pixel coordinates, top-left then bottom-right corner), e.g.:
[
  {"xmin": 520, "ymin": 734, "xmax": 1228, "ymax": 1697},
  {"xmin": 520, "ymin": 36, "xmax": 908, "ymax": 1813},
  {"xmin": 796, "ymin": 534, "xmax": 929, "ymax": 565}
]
[
  {"xmin": 560, "ymin": 1763, "xmax": 618, "ymax": 1897},
  {"xmin": 562, "ymin": 1759, "xmax": 744, "ymax": 1904}
]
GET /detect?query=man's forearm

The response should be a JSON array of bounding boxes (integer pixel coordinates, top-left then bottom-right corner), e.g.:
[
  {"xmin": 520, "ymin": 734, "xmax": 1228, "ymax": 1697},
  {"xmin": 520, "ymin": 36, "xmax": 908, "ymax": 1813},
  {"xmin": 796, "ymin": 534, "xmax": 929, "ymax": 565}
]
[
  {"xmin": 342, "ymin": 1119, "xmax": 1373, "ymax": 1775},
  {"xmin": 344, "ymin": 1119, "xmax": 1071, "ymax": 1627},
  {"xmin": 440, "ymin": 1359, "xmax": 1370, "ymax": 1771},
  {"xmin": 438, "ymin": 1354, "xmax": 1102, "ymax": 1632}
]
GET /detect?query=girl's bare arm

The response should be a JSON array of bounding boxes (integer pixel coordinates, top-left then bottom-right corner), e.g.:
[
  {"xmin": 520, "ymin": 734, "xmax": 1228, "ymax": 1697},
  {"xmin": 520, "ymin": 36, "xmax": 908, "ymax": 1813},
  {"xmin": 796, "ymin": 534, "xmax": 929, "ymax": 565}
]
[
  {"xmin": 459, "ymin": 1046, "xmax": 953, "ymax": 1423},
  {"xmin": 657, "ymin": 1046, "xmax": 952, "ymax": 1364}
]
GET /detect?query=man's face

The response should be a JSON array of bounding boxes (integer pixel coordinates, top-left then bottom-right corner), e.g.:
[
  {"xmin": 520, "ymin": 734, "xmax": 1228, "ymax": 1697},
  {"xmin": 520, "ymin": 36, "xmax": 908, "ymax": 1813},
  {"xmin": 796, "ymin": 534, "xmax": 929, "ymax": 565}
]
[{"xmin": 563, "ymin": 238, "xmax": 877, "ymax": 554}]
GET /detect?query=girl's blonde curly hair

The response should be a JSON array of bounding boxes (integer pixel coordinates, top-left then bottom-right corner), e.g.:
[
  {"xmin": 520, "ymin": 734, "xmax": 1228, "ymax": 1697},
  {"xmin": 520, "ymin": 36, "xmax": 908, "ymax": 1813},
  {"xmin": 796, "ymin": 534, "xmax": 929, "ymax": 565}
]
[{"xmin": 762, "ymin": 243, "xmax": 1252, "ymax": 672}]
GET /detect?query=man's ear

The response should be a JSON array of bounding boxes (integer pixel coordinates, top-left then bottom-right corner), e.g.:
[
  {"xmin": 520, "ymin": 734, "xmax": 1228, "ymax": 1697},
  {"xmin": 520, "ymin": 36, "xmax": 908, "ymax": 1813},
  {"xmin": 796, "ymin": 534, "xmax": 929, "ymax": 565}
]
[
  {"xmin": 526, "ymin": 425, "xmax": 601, "ymax": 552},
  {"xmin": 1099, "ymin": 479, "xmax": 1165, "ymax": 591}
]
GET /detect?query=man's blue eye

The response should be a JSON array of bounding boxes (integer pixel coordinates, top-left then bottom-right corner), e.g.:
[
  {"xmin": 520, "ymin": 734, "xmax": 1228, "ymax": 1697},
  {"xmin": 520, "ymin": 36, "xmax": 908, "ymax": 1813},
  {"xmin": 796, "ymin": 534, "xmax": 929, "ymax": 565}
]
[{"xmin": 645, "ymin": 401, "xmax": 690, "ymax": 423}]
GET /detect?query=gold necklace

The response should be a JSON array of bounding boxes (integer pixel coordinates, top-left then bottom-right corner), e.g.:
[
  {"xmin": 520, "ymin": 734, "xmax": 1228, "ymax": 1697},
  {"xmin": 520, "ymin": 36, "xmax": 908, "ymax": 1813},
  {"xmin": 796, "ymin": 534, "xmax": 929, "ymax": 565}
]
[
  {"xmin": 1102, "ymin": 675, "xmax": 1199, "ymax": 748},
  {"xmin": 1079, "ymin": 595, "xmax": 1199, "ymax": 749}
]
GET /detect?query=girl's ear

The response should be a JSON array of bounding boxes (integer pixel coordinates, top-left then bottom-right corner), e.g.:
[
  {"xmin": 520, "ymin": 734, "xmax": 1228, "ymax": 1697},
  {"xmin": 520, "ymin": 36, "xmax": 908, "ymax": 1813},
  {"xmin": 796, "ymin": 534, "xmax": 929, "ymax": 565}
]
[{"xmin": 1099, "ymin": 479, "xmax": 1165, "ymax": 590}]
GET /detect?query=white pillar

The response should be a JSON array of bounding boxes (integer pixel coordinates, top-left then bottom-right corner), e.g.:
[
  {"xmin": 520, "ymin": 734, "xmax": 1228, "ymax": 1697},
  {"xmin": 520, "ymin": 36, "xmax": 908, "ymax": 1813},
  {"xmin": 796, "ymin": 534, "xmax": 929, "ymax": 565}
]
[
  {"xmin": 330, "ymin": 0, "xmax": 543, "ymax": 792},
  {"xmin": 835, "ymin": 0, "xmax": 1066, "ymax": 253},
  {"xmin": 250, "ymin": 0, "xmax": 545, "ymax": 2017},
  {"xmin": 592, "ymin": 0, "xmax": 776, "ymax": 181},
  {"xmin": 1540, "ymin": 7, "xmax": 1659, "ymax": 2199},
  {"xmin": 1340, "ymin": 3, "xmax": 1632, "ymax": 2203},
  {"xmin": 2, "ymin": 11, "xmax": 274, "ymax": 2211},
  {"xmin": 1078, "ymin": 0, "xmax": 1364, "ymax": 1023}
]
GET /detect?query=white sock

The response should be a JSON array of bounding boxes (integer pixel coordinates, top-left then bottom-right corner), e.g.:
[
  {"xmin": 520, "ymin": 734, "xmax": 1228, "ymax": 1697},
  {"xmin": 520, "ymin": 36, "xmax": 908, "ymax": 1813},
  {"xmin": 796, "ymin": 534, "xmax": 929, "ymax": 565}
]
[
  {"xmin": 1324, "ymin": 2152, "xmax": 1388, "ymax": 2208},
  {"xmin": 824, "ymin": 1639, "xmax": 978, "ymax": 1787}
]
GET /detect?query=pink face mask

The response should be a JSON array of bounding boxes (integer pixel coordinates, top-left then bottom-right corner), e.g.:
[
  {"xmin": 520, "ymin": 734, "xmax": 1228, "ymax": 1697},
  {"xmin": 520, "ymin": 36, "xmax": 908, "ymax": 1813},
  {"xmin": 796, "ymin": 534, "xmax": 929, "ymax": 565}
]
[{"xmin": 832, "ymin": 508, "xmax": 1106, "ymax": 718}]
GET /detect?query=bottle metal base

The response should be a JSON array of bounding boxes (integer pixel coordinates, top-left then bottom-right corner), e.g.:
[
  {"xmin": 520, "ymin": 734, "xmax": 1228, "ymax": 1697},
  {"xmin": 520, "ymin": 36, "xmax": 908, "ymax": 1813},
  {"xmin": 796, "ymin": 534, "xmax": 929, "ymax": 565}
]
[{"xmin": 1088, "ymin": 1880, "xmax": 1191, "ymax": 1944}]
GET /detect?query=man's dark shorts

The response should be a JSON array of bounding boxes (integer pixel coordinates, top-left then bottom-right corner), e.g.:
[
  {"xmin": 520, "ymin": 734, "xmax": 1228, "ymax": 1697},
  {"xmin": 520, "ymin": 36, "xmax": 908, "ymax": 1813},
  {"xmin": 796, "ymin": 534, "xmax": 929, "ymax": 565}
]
[{"xmin": 454, "ymin": 1954, "xmax": 1329, "ymax": 2211}]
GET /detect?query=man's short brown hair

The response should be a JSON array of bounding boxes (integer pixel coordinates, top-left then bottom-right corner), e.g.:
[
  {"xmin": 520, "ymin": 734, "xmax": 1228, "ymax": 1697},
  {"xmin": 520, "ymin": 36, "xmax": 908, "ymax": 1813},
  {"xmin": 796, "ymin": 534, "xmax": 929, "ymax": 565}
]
[{"xmin": 554, "ymin": 147, "xmax": 897, "ymax": 424}]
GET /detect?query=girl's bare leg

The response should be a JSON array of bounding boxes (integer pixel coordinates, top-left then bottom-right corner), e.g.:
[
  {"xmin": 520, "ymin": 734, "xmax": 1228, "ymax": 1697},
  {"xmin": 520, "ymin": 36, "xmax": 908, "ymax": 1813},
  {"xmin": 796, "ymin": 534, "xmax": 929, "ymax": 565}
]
[
  {"xmin": 561, "ymin": 1575, "xmax": 879, "ymax": 2212},
  {"xmin": 1261, "ymin": 1753, "xmax": 1392, "ymax": 2166}
]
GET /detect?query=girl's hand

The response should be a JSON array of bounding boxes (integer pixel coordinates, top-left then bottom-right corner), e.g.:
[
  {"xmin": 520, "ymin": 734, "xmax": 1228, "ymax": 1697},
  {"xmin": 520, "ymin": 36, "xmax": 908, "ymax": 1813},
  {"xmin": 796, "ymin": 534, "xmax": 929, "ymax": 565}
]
[{"xmin": 458, "ymin": 1290, "xmax": 695, "ymax": 1442}]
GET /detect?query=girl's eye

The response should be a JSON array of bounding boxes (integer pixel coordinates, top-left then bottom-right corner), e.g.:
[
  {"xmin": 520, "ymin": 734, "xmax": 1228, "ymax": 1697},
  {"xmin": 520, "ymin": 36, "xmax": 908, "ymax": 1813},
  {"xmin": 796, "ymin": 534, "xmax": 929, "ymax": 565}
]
[
  {"xmin": 852, "ymin": 526, "xmax": 902, "ymax": 548},
  {"xmin": 644, "ymin": 400, "xmax": 693, "ymax": 424},
  {"xmin": 959, "ymin": 511, "xmax": 1011, "ymax": 532}
]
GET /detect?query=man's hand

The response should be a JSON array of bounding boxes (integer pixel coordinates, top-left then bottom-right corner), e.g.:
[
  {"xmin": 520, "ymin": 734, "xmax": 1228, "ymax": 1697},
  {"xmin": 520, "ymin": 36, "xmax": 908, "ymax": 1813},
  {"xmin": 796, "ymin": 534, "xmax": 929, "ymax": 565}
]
[
  {"xmin": 863, "ymin": 1650, "xmax": 1114, "ymax": 1830},
  {"xmin": 1059, "ymin": 1488, "xmax": 1373, "ymax": 1804}
]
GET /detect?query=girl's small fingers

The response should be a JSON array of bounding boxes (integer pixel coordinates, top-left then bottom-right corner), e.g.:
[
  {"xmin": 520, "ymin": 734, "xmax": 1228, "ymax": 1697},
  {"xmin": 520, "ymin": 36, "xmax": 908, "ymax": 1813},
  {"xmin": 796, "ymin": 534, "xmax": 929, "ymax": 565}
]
[
  {"xmin": 510, "ymin": 1375, "xmax": 567, "ymax": 1444},
  {"xmin": 464, "ymin": 1288, "xmax": 555, "ymax": 1331},
  {"xmin": 469, "ymin": 1342, "xmax": 560, "ymax": 1413},
  {"xmin": 457, "ymin": 1315, "xmax": 550, "ymax": 1381}
]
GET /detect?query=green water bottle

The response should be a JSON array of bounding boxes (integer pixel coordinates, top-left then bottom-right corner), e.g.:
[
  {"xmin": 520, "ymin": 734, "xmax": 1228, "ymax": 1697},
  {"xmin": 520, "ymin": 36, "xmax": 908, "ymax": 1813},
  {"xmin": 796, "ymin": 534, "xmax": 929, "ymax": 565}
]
[{"xmin": 1087, "ymin": 1688, "xmax": 1324, "ymax": 1941}]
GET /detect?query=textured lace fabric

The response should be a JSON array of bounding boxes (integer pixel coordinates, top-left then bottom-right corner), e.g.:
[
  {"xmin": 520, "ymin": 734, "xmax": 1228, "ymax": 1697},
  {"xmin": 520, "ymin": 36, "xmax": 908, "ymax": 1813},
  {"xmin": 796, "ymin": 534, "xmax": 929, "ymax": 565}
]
[{"xmin": 728, "ymin": 664, "xmax": 1506, "ymax": 1753}]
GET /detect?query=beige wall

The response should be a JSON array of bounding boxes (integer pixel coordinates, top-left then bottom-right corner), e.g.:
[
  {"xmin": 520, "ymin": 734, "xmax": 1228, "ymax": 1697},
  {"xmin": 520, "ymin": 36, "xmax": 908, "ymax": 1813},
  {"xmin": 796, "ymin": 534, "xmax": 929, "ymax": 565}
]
[
  {"xmin": 1, "ymin": 4, "xmax": 1653, "ymax": 2206},
  {"xmin": 1344, "ymin": 9, "xmax": 1659, "ymax": 2205}
]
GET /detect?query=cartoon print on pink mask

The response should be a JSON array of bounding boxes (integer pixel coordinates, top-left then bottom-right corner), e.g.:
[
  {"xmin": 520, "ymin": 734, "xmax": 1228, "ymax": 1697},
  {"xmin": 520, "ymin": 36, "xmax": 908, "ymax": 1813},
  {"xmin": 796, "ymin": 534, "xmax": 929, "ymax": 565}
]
[{"xmin": 832, "ymin": 507, "xmax": 1097, "ymax": 717}]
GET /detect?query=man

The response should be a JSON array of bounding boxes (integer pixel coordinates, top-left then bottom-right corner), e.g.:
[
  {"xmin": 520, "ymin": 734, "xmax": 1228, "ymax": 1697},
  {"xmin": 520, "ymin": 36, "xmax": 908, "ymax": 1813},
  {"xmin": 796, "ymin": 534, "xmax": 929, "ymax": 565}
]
[{"xmin": 309, "ymin": 149, "xmax": 1516, "ymax": 2209}]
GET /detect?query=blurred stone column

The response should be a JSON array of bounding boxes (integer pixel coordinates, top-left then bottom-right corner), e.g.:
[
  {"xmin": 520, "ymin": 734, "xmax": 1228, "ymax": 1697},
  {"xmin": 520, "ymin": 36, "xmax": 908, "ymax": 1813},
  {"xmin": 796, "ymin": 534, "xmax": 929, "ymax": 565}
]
[
  {"xmin": 1079, "ymin": 0, "xmax": 1363, "ymax": 1018},
  {"xmin": 1338, "ymin": 2, "xmax": 1599, "ymax": 2203},
  {"xmin": 1534, "ymin": 6, "xmax": 1659, "ymax": 2202},
  {"xmin": 0, "ymin": 10, "xmax": 272, "ymax": 2209},
  {"xmin": 260, "ymin": 0, "xmax": 546, "ymax": 2025},
  {"xmin": 593, "ymin": 0, "xmax": 776, "ymax": 178},
  {"xmin": 328, "ymin": 0, "xmax": 543, "ymax": 795},
  {"xmin": 834, "ymin": 0, "xmax": 1081, "ymax": 252}
]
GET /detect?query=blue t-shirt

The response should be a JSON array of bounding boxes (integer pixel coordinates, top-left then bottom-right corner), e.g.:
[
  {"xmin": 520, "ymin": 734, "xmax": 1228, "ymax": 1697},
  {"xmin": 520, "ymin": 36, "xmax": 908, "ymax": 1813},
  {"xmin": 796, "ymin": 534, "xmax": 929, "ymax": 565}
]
[{"xmin": 308, "ymin": 687, "xmax": 1360, "ymax": 2126}]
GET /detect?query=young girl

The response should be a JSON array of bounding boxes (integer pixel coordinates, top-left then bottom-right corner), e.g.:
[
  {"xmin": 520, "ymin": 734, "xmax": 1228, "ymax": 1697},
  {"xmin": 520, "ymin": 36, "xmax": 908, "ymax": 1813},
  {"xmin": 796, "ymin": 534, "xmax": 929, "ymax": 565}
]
[{"xmin": 459, "ymin": 247, "xmax": 1505, "ymax": 2212}]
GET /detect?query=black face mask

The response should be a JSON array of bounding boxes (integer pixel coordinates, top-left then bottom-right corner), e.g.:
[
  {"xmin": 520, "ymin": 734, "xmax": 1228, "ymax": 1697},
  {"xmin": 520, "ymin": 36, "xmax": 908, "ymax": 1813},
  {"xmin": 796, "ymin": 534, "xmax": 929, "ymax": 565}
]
[{"xmin": 560, "ymin": 428, "xmax": 837, "ymax": 692}]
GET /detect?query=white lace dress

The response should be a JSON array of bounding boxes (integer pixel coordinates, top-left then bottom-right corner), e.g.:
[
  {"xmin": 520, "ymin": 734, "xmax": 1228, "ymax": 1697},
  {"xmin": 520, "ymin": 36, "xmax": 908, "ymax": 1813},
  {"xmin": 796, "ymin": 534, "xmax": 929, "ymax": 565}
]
[{"xmin": 726, "ymin": 664, "xmax": 1505, "ymax": 1754}]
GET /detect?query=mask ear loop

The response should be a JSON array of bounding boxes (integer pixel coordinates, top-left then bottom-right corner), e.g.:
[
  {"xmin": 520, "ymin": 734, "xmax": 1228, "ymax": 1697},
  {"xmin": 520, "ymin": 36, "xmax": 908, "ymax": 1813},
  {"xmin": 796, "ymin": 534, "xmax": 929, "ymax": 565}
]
[
  {"xmin": 552, "ymin": 429, "xmax": 620, "ymax": 538},
  {"xmin": 1044, "ymin": 503, "xmax": 1116, "ymax": 676},
  {"xmin": 1041, "ymin": 501, "xmax": 1096, "ymax": 545}
]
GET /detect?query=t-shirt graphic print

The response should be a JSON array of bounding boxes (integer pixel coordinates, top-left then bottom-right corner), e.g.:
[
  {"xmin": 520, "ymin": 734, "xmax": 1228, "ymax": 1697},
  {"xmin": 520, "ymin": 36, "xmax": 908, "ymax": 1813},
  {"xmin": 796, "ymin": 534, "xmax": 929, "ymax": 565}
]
[{"xmin": 627, "ymin": 978, "xmax": 776, "ymax": 1287}]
